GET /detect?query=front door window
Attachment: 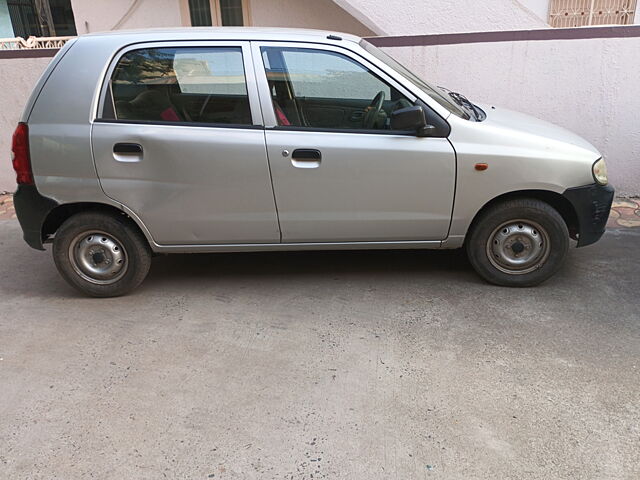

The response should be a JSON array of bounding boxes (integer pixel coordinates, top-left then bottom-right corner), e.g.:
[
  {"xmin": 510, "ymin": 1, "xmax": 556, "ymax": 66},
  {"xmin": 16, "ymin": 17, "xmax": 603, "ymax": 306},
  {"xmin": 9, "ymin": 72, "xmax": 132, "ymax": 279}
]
[{"xmin": 261, "ymin": 46, "xmax": 414, "ymax": 131}]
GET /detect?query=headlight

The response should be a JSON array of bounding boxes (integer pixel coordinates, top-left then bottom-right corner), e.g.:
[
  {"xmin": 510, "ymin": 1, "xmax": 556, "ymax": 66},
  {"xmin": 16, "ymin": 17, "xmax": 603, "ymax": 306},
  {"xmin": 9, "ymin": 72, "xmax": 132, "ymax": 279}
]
[{"xmin": 592, "ymin": 158, "xmax": 608, "ymax": 185}]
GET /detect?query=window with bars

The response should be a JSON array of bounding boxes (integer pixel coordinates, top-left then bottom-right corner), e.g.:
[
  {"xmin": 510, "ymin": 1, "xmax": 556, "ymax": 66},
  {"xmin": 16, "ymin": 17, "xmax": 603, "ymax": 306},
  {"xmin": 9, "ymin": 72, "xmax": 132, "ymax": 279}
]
[
  {"xmin": 219, "ymin": 0, "xmax": 243, "ymax": 26},
  {"xmin": 6, "ymin": 0, "xmax": 76, "ymax": 37},
  {"xmin": 7, "ymin": 0, "xmax": 40, "ymax": 37},
  {"xmin": 188, "ymin": 0, "xmax": 213, "ymax": 26},
  {"xmin": 549, "ymin": 0, "xmax": 637, "ymax": 27},
  {"xmin": 187, "ymin": 0, "xmax": 246, "ymax": 27}
]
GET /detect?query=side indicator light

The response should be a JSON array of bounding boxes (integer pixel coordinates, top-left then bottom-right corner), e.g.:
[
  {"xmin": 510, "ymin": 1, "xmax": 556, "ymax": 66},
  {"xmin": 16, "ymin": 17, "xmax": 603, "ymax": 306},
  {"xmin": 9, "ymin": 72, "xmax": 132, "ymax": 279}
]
[{"xmin": 475, "ymin": 163, "xmax": 489, "ymax": 171}]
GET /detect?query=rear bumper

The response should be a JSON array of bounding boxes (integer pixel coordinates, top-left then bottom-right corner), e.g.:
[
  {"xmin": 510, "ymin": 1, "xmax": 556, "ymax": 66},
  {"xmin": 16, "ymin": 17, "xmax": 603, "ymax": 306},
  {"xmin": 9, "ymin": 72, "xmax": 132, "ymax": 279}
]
[
  {"xmin": 13, "ymin": 184, "xmax": 59, "ymax": 250},
  {"xmin": 563, "ymin": 183, "xmax": 615, "ymax": 247}
]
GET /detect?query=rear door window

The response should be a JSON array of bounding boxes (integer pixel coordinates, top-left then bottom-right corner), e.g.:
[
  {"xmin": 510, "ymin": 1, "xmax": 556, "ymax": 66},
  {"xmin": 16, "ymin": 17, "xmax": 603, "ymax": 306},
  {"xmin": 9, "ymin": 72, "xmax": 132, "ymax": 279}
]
[{"xmin": 104, "ymin": 47, "xmax": 252, "ymax": 125}]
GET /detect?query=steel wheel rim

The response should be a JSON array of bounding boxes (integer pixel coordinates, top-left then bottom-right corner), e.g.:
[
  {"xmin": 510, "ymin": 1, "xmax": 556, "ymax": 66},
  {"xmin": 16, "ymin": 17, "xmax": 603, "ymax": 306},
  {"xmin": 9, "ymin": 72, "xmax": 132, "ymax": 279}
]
[
  {"xmin": 68, "ymin": 230, "xmax": 128, "ymax": 285},
  {"xmin": 486, "ymin": 219, "xmax": 550, "ymax": 275}
]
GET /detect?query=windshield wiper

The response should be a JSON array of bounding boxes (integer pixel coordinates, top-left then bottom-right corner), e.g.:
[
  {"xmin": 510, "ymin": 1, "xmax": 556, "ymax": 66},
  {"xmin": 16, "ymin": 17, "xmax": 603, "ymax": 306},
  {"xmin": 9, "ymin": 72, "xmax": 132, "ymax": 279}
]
[{"xmin": 438, "ymin": 87, "xmax": 484, "ymax": 121}]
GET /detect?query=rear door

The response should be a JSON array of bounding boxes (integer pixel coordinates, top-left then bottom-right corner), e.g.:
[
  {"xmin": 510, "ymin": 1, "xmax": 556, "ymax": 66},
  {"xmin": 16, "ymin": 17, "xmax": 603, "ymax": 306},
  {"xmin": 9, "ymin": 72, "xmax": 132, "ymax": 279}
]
[{"xmin": 91, "ymin": 41, "xmax": 279, "ymax": 245}]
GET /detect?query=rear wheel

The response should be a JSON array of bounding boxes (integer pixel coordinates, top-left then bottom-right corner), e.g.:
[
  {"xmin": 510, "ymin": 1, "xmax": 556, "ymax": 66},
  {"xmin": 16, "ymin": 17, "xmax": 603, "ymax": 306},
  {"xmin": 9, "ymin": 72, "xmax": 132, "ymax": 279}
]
[
  {"xmin": 466, "ymin": 198, "xmax": 569, "ymax": 287},
  {"xmin": 53, "ymin": 211, "xmax": 151, "ymax": 297}
]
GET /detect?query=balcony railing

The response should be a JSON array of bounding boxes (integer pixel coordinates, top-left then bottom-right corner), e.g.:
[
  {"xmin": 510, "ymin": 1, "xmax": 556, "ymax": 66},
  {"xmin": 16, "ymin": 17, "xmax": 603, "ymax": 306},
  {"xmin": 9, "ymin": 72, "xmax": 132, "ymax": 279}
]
[
  {"xmin": 549, "ymin": 0, "xmax": 637, "ymax": 28},
  {"xmin": 0, "ymin": 36, "xmax": 74, "ymax": 50}
]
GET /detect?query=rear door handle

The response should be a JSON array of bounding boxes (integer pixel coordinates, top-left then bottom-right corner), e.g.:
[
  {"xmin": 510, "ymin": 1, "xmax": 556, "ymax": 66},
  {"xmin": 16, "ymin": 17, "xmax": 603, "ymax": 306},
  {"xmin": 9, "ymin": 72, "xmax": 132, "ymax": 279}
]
[
  {"xmin": 291, "ymin": 149, "xmax": 321, "ymax": 169},
  {"xmin": 113, "ymin": 143, "xmax": 143, "ymax": 162}
]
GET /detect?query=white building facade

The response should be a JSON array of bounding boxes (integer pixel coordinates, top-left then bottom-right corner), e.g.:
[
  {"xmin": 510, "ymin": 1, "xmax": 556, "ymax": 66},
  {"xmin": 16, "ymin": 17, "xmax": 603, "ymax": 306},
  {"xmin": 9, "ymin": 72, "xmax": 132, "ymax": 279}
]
[
  {"xmin": 0, "ymin": 1, "xmax": 637, "ymax": 38},
  {"xmin": 1, "ymin": 0, "xmax": 639, "ymax": 194}
]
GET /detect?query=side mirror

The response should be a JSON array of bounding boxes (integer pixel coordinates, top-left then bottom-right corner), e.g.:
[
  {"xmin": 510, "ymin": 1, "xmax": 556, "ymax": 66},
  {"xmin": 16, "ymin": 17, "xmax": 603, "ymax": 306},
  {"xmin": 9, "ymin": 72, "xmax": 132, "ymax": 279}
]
[{"xmin": 390, "ymin": 105, "xmax": 436, "ymax": 137}]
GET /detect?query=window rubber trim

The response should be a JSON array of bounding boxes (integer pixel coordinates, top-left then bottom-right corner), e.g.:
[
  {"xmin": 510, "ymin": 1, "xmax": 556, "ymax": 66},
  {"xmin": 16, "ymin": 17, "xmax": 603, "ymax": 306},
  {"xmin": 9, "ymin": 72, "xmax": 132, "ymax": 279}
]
[
  {"xmin": 253, "ymin": 40, "xmax": 452, "ymax": 134},
  {"xmin": 270, "ymin": 125, "xmax": 423, "ymax": 136},
  {"xmin": 93, "ymin": 118, "xmax": 264, "ymax": 130}
]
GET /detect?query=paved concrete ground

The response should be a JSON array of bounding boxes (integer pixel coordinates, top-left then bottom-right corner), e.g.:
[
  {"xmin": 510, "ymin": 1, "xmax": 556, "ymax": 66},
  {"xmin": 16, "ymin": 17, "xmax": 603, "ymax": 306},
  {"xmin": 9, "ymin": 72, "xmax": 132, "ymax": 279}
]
[{"xmin": 0, "ymin": 220, "xmax": 638, "ymax": 480}]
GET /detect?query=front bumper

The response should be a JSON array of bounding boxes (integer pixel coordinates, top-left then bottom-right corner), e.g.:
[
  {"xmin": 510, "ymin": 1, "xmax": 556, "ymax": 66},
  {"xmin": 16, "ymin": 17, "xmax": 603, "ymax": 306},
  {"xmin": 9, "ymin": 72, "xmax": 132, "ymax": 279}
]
[
  {"xmin": 563, "ymin": 183, "xmax": 615, "ymax": 247},
  {"xmin": 13, "ymin": 184, "xmax": 59, "ymax": 250}
]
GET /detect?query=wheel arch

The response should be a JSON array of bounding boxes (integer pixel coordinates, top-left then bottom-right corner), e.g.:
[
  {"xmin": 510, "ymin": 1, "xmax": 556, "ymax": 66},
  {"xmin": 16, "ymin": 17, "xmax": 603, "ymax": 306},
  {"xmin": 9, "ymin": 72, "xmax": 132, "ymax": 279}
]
[
  {"xmin": 42, "ymin": 202, "xmax": 152, "ymax": 248},
  {"xmin": 465, "ymin": 189, "xmax": 579, "ymax": 243}
]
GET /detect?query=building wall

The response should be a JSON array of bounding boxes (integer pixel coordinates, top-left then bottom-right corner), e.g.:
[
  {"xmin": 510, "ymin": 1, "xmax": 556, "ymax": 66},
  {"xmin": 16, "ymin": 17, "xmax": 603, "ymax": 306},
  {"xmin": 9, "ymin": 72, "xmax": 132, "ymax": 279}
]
[
  {"xmin": 2, "ymin": 33, "xmax": 638, "ymax": 195},
  {"xmin": 70, "ymin": 0, "xmax": 183, "ymax": 34},
  {"xmin": 1, "ymin": 3, "xmax": 638, "ymax": 195},
  {"xmin": 333, "ymin": 0, "xmax": 548, "ymax": 35},
  {"xmin": 336, "ymin": 0, "xmax": 640, "ymax": 32},
  {"xmin": 69, "ymin": 0, "xmax": 373, "ymax": 36},
  {"xmin": 517, "ymin": 0, "xmax": 550, "ymax": 23},
  {"xmin": 381, "ymin": 35, "xmax": 640, "ymax": 196},
  {"xmin": 67, "ymin": 0, "xmax": 557, "ymax": 37},
  {"xmin": 251, "ymin": 0, "xmax": 374, "ymax": 36},
  {"xmin": 0, "ymin": 0, "xmax": 14, "ymax": 37}
]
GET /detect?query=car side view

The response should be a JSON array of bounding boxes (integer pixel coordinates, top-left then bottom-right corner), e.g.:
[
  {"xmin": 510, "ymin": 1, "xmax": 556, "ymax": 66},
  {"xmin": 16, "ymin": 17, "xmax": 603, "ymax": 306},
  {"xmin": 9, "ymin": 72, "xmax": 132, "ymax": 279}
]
[{"xmin": 11, "ymin": 28, "xmax": 614, "ymax": 297}]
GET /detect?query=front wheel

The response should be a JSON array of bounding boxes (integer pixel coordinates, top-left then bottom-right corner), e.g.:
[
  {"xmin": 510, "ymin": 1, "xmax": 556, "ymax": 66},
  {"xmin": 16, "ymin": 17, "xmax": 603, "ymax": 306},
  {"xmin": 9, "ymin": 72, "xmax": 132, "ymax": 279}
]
[
  {"xmin": 53, "ymin": 211, "xmax": 151, "ymax": 297},
  {"xmin": 466, "ymin": 198, "xmax": 569, "ymax": 287}
]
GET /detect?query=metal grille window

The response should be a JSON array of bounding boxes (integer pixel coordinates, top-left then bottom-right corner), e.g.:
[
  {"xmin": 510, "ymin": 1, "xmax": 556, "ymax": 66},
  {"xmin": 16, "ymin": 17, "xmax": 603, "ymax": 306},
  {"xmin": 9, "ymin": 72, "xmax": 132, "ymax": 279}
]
[
  {"xmin": 48, "ymin": 0, "xmax": 76, "ymax": 36},
  {"xmin": 219, "ymin": 0, "xmax": 243, "ymax": 26},
  {"xmin": 7, "ymin": 0, "xmax": 76, "ymax": 37},
  {"xmin": 549, "ymin": 0, "xmax": 637, "ymax": 27},
  {"xmin": 7, "ymin": 0, "xmax": 42, "ymax": 37},
  {"xmin": 188, "ymin": 0, "xmax": 213, "ymax": 26},
  {"xmin": 186, "ymin": 0, "xmax": 246, "ymax": 27}
]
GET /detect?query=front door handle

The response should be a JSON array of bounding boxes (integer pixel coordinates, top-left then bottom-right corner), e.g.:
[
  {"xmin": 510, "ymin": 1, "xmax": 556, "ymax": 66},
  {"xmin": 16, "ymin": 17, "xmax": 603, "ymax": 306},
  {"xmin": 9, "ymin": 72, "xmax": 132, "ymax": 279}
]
[
  {"xmin": 113, "ymin": 143, "xmax": 143, "ymax": 162},
  {"xmin": 291, "ymin": 149, "xmax": 321, "ymax": 169}
]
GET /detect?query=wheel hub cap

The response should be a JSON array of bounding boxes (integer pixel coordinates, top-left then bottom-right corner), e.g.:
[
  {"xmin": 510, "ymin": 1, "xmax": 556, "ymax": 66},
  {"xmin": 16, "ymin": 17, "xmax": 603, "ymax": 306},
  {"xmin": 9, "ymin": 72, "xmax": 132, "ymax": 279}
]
[
  {"xmin": 487, "ymin": 221, "xmax": 550, "ymax": 275},
  {"xmin": 69, "ymin": 232, "xmax": 127, "ymax": 285}
]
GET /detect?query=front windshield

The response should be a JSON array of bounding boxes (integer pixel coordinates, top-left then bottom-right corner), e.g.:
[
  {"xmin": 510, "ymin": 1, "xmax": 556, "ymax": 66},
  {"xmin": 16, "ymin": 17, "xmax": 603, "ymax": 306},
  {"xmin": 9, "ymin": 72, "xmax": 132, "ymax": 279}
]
[{"xmin": 359, "ymin": 39, "xmax": 469, "ymax": 120}]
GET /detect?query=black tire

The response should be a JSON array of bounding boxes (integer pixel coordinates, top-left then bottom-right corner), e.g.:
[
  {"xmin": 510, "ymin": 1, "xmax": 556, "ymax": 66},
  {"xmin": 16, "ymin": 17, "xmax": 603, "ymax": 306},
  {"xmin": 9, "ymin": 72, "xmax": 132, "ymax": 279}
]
[
  {"xmin": 466, "ymin": 198, "xmax": 569, "ymax": 287},
  {"xmin": 52, "ymin": 211, "xmax": 151, "ymax": 297}
]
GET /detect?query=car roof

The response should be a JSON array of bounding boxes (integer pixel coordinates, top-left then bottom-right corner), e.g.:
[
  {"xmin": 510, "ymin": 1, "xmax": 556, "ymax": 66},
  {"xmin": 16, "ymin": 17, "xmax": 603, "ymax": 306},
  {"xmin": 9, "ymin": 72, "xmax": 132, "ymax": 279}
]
[{"xmin": 83, "ymin": 27, "xmax": 362, "ymax": 44}]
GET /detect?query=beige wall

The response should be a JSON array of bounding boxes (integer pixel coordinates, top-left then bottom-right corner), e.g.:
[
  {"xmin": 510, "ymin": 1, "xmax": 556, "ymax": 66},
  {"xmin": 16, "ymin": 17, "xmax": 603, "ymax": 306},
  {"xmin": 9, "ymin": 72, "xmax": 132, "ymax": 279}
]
[
  {"xmin": 69, "ymin": 0, "xmax": 373, "ymax": 36},
  {"xmin": 0, "ymin": 57, "xmax": 51, "ymax": 192},
  {"xmin": 333, "ymin": 0, "xmax": 547, "ymax": 35},
  {"xmin": 1, "ymin": 3, "xmax": 637, "ymax": 195},
  {"xmin": 518, "ymin": 0, "xmax": 550, "ymax": 23},
  {"xmin": 3, "ymin": 34, "xmax": 639, "ymax": 195},
  {"xmin": 252, "ymin": 0, "xmax": 374, "ymax": 36},
  {"xmin": 70, "ymin": 0, "xmax": 184, "ymax": 34}
]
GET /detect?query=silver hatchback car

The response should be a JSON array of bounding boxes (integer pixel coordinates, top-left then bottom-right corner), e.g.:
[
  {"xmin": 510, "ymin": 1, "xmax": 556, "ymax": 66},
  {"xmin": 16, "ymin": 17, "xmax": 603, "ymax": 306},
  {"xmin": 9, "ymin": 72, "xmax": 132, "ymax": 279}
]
[{"xmin": 12, "ymin": 28, "xmax": 614, "ymax": 296}]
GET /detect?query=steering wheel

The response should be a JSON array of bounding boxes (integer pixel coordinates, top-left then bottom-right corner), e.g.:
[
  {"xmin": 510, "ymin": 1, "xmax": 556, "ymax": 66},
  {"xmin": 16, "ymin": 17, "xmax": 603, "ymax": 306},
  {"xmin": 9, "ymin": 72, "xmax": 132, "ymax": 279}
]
[{"xmin": 363, "ymin": 91, "xmax": 385, "ymax": 129}]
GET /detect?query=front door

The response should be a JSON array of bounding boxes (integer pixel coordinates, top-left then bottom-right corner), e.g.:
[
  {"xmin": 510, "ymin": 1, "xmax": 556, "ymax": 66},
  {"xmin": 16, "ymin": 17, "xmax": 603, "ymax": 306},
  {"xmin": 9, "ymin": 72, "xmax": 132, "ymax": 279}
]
[
  {"xmin": 253, "ymin": 43, "xmax": 456, "ymax": 243},
  {"xmin": 92, "ymin": 42, "xmax": 279, "ymax": 245}
]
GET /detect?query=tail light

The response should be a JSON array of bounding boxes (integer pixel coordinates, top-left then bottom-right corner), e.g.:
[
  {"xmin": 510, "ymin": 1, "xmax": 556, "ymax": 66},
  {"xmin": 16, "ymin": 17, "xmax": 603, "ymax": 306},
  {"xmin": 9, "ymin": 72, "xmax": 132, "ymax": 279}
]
[{"xmin": 11, "ymin": 122, "xmax": 34, "ymax": 185}]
